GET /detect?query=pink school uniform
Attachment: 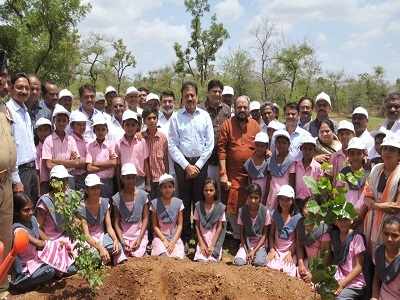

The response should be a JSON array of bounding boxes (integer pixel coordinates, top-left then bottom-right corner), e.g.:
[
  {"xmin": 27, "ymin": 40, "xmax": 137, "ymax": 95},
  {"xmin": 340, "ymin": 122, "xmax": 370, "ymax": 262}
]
[
  {"xmin": 193, "ymin": 201, "xmax": 226, "ymax": 262},
  {"xmin": 243, "ymin": 158, "xmax": 268, "ymax": 203},
  {"xmin": 337, "ymin": 166, "xmax": 369, "ymax": 212},
  {"xmin": 330, "ymin": 230, "xmax": 366, "ymax": 291},
  {"xmin": 77, "ymin": 197, "xmax": 127, "ymax": 264},
  {"xmin": 297, "ymin": 221, "xmax": 330, "ymax": 265},
  {"xmin": 41, "ymin": 132, "xmax": 79, "ymax": 177},
  {"xmin": 116, "ymin": 136, "xmax": 149, "ymax": 177},
  {"xmin": 267, "ymin": 210, "xmax": 302, "ymax": 277},
  {"xmin": 35, "ymin": 194, "xmax": 75, "ymax": 272},
  {"xmin": 234, "ymin": 204, "xmax": 270, "ymax": 266},
  {"xmin": 71, "ymin": 132, "xmax": 87, "ymax": 174},
  {"xmin": 266, "ymin": 152, "xmax": 295, "ymax": 209},
  {"xmin": 112, "ymin": 190, "xmax": 149, "ymax": 257},
  {"xmin": 295, "ymin": 159, "xmax": 323, "ymax": 201},
  {"xmin": 150, "ymin": 197, "xmax": 185, "ymax": 259},
  {"xmin": 374, "ymin": 244, "xmax": 400, "ymax": 300}
]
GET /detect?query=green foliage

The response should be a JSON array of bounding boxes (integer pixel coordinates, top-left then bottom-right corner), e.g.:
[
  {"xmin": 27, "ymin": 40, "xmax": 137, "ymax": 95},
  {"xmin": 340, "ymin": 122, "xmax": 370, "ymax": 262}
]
[
  {"xmin": 302, "ymin": 164, "xmax": 363, "ymax": 299},
  {"xmin": 50, "ymin": 179, "xmax": 104, "ymax": 290}
]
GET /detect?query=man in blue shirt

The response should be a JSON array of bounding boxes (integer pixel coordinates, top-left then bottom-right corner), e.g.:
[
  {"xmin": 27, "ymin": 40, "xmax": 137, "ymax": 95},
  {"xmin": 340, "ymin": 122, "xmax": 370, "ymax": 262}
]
[
  {"xmin": 35, "ymin": 80, "xmax": 59, "ymax": 121},
  {"xmin": 168, "ymin": 81, "xmax": 214, "ymax": 249}
]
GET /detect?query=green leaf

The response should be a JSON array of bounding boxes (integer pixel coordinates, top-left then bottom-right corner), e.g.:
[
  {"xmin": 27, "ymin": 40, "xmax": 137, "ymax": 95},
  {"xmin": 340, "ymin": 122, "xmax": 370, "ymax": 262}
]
[
  {"xmin": 345, "ymin": 173, "xmax": 358, "ymax": 186},
  {"xmin": 321, "ymin": 162, "xmax": 333, "ymax": 172},
  {"xmin": 303, "ymin": 176, "xmax": 320, "ymax": 194}
]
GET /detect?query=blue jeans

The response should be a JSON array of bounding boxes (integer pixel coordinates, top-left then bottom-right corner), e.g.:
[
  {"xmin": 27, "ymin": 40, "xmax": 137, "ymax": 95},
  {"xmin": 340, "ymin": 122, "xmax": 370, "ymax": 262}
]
[{"xmin": 10, "ymin": 264, "xmax": 55, "ymax": 292}]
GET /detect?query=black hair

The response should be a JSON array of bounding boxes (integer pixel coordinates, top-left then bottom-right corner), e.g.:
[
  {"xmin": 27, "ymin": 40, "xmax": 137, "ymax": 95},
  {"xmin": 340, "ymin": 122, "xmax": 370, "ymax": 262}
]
[
  {"xmin": 298, "ymin": 96, "xmax": 314, "ymax": 109},
  {"xmin": 261, "ymin": 101, "xmax": 274, "ymax": 111},
  {"xmin": 202, "ymin": 177, "xmax": 219, "ymax": 202},
  {"xmin": 79, "ymin": 83, "xmax": 96, "ymax": 98},
  {"xmin": 384, "ymin": 92, "xmax": 400, "ymax": 103},
  {"xmin": 284, "ymin": 102, "xmax": 299, "ymax": 113},
  {"xmin": 277, "ymin": 192, "xmax": 296, "ymax": 215},
  {"xmin": 138, "ymin": 87, "xmax": 149, "ymax": 94},
  {"xmin": 383, "ymin": 216, "xmax": 400, "ymax": 229},
  {"xmin": 11, "ymin": 72, "xmax": 30, "ymax": 85},
  {"xmin": 13, "ymin": 192, "xmax": 32, "ymax": 223},
  {"xmin": 246, "ymin": 183, "xmax": 262, "ymax": 198},
  {"xmin": 181, "ymin": 81, "xmax": 198, "ymax": 95},
  {"xmin": 142, "ymin": 108, "xmax": 159, "ymax": 120},
  {"xmin": 41, "ymin": 80, "xmax": 57, "ymax": 96},
  {"xmin": 207, "ymin": 79, "xmax": 223, "ymax": 92},
  {"xmin": 319, "ymin": 118, "xmax": 335, "ymax": 132},
  {"xmin": 160, "ymin": 90, "xmax": 175, "ymax": 100}
]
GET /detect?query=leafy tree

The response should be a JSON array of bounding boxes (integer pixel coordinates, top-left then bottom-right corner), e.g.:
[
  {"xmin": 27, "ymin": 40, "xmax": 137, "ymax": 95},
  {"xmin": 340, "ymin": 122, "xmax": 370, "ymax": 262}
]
[
  {"xmin": 174, "ymin": 0, "xmax": 229, "ymax": 86},
  {"xmin": 109, "ymin": 39, "xmax": 136, "ymax": 94},
  {"xmin": 0, "ymin": 0, "xmax": 90, "ymax": 85}
]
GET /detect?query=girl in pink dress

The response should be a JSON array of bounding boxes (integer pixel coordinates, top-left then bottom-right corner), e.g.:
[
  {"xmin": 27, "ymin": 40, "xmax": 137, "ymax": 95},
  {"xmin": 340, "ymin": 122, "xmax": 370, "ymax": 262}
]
[
  {"xmin": 35, "ymin": 165, "xmax": 76, "ymax": 275},
  {"xmin": 330, "ymin": 217, "xmax": 367, "ymax": 299},
  {"xmin": 267, "ymin": 185, "xmax": 302, "ymax": 277},
  {"xmin": 34, "ymin": 118, "xmax": 52, "ymax": 196},
  {"xmin": 233, "ymin": 183, "xmax": 270, "ymax": 267},
  {"xmin": 265, "ymin": 130, "xmax": 295, "ymax": 209},
  {"xmin": 372, "ymin": 216, "xmax": 400, "ymax": 300},
  {"xmin": 297, "ymin": 199, "xmax": 331, "ymax": 284},
  {"xmin": 150, "ymin": 174, "xmax": 185, "ymax": 259},
  {"xmin": 113, "ymin": 163, "xmax": 149, "ymax": 257},
  {"xmin": 244, "ymin": 132, "xmax": 270, "ymax": 203},
  {"xmin": 78, "ymin": 174, "xmax": 126, "ymax": 265},
  {"xmin": 194, "ymin": 178, "xmax": 226, "ymax": 262},
  {"xmin": 10, "ymin": 193, "xmax": 56, "ymax": 292}
]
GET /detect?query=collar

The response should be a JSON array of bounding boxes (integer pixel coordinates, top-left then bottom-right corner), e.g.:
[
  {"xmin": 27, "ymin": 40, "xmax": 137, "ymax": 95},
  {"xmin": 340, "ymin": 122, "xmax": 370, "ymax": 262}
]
[
  {"xmin": 39, "ymin": 99, "xmax": 52, "ymax": 111},
  {"xmin": 121, "ymin": 135, "xmax": 138, "ymax": 146},
  {"xmin": 10, "ymin": 98, "xmax": 28, "ymax": 112},
  {"xmin": 79, "ymin": 105, "xmax": 100, "ymax": 119},
  {"xmin": 94, "ymin": 138, "xmax": 109, "ymax": 147},
  {"xmin": 52, "ymin": 131, "xmax": 67, "ymax": 141},
  {"xmin": 72, "ymin": 132, "xmax": 85, "ymax": 141},
  {"xmin": 182, "ymin": 106, "xmax": 200, "ymax": 116},
  {"xmin": 159, "ymin": 111, "xmax": 174, "ymax": 122},
  {"xmin": 143, "ymin": 129, "xmax": 161, "ymax": 139}
]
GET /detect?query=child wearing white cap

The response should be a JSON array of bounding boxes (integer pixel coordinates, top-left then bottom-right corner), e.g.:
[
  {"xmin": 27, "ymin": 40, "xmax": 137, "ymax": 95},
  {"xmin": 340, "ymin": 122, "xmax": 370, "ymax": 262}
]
[
  {"xmin": 294, "ymin": 134, "xmax": 322, "ymax": 209},
  {"xmin": 34, "ymin": 118, "xmax": 52, "ymax": 196},
  {"xmin": 337, "ymin": 137, "xmax": 369, "ymax": 214},
  {"xmin": 267, "ymin": 185, "xmax": 302, "ymax": 277},
  {"xmin": 78, "ymin": 174, "xmax": 127, "ymax": 265},
  {"xmin": 243, "ymin": 132, "xmax": 270, "ymax": 202},
  {"xmin": 112, "ymin": 163, "xmax": 149, "ymax": 257},
  {"xmin": 367, "ymin": 129, "xmax": 387, "ymax": 168},
  {"xmin": 42, "ymin": 105, "xmax": 80, "ymax": 181},
  {"xmin": 249, "ymin": 101, "xmax": 262, "ymax": 125},
  {"xmin": 233, "ymin": 183, "xmax": 269, "ymax": 267},
  {"xmin": 150, "ymin": 174, "xmax": 185, "ymax": 258},
  {"xmin": 265, "ymin": 130, "xmax": 296, "ymax": 209},
  {"xmin": 330, "ymin": 120, "xmax": 355, "ymax": 180},
  {"xmin": 86, "ymin": 114, "xmax": 117, "ymax": 198}
]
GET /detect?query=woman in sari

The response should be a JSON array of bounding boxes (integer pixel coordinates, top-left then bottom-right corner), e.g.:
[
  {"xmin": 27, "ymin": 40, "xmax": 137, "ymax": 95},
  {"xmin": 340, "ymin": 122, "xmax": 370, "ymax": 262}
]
[
  {"xmin": 364, "ymin": 136, "xmax": 400, "ymax": 254},
  {"xmin": 314, "ymin": 119, "xmax": 342, "ymax": 164}
]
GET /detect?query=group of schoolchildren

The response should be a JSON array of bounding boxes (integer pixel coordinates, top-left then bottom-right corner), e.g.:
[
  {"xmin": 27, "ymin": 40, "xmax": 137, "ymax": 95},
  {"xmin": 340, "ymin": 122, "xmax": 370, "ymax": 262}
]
[{"xmin": 10, "ymin": 100, "xmax": 400, "ymax": 300}]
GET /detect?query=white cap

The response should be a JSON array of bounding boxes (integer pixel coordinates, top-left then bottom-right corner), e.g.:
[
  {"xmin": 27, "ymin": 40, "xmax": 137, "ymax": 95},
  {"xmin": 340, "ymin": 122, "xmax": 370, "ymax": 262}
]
[
  {"xmin": 300, "ymin": 134, "xmax": 317, "ymax": 146},
  {"xmin": 50, "ymin": 165, "xmax": 72, "ymax": 179},
  {"xmin": 347, "ymin": 137, "xmax": 367, "ymax": 151},
  {"xmin": 126, "ymin": 86, "xmax": 138, "ymax": 95},
  {"xmin": 121, "ymin": 163, "xmax": 137, "ymax": 176},
  {"xmin": 352, "ymin": 106, "xmax": 368, "ymax": 119},
  {"xmin": 95, "ymin": 92, "xmax": 105, "ymax": 102},
  {"xmin": 255, "ymin": 132, "xmax": 269, "ymax": 144},
  {"xmin": 92, "ymin": 114, "xmax": 108, "ymax": 127},
  {"xmin": 105, "ymin": 86, "xmax": 117, "ymax": 95},
  {"xmin": 267, "ymin": 120, "xmax": 285, "ymax": 131},
  {"xmin": 59, "ymin": 89, "xmax": 73, "ymax": 99},
  {"xmin": 249, "ymin": 101, "xmax": 261, "ymax": 111},
  {"xmin": 276, "ymin": 184, "xmax": 295, "ymax": 198},
  {"xmin": 381, "ymin": 136, "xmax": 400, "ymax": 149},
  {"xmin": 70, "ymin": 111, "xmax": 88, "ymax": 123},
  {"xmin": 272, "ymin": 129, "xmax": 291, "ymax": 143},
  {"xmin": 145, "ymin": 93, "xmax": 160, "ymax": 103},
  {"xmin": 85, "ymin": 174, "xmax": 103, "ymax": 187},
  {"xmin": 159, "ymin": 173, "xmax": 175, "ymax": 186},
  {"xmin": 34, "ymin": 117, "xmax": 52, "ymax": 129},
  {"xmin": 371, "ymin": 128, "xmax": 388, "ymax": 138},
  {"xmin": 52, "ymin": 104, "xmax": 70, "ymax": 119},
  {"xmin": 337, "ymin": 120, "xmax": 355, "ymax": 134},
  {"xmin": 315, "ymin": 92, "xmax": 331, "ymax": 107},
  {"xmin": 122, "ymin": 110, "xmax": 138, "ymax": 122},
  {"xmin": 222, "ymin": 86, "xmax": 234, "ymax": 96}
]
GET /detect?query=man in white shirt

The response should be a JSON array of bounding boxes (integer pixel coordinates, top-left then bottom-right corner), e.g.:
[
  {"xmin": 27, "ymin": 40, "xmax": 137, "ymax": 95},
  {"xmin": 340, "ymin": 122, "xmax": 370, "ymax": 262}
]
[
  {"xmin": 352, "ymin": 106, "xmax": 374, "ymax": 150},
  {"xmin": 379, "ymin": 92, "xmax": 400, "ymax": 138}
]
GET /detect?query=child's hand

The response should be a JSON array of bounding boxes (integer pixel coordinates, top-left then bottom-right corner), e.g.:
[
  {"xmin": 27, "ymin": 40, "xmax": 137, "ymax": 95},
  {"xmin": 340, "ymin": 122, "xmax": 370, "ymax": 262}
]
[
  {"xmin": 200, "ymin": 243, "xmax": 209, "ymax": 257},
  {"xmin": 112, "ymin": 240, "xmax": 121, "ymax": 255},
  {"xmin": 207, "ymin": 245, "xmax": 214, "ymax": 257},
  {"xmin": 267, "ymin": 248, "xmax": 276, "ymax": 261},
  {"xmin": 166, "ymin": 240, "xmax": 176, "ymax": 254},
  {"xmin": 144, "ymin": 184, "xmax": 151, "ymax": 193},
  {"xmin": 100, "ymin": 247, "xmax": 111, "ymax": 264},
  {"xmin": 131, "ymin": 239, "xmax": 140, "ymax": 251},
  {"xmin": 298, "ymin": 265, "xmax": 311, "ymax": 283},
  {"xmin": 123, "ymin": 243, "xmax": 132, "ymax": 253},
  {"xmin": 283, "ymin": 252, "xmax": 293, "ymax": 265},
  {"xmin": 334, "ymin": 281, "xmax": 344, "ymax": 296},
  {"xmin": 247, "ymin": 249, "xmax": 256, "ymax": 264},
  {"xmin": 70, "ymin": 151, "xmax": 78, "ymax": 160},
  {"xmin": 162, "ymin": 239, "xmax": 170, "ymax": 251}
]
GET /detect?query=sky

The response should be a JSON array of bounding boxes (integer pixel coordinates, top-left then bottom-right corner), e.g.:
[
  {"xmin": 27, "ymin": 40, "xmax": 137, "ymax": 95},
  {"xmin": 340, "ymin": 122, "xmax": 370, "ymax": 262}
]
[{"xmin": 78, "ymin": 0, "xmax": 400, "ymax": 82}]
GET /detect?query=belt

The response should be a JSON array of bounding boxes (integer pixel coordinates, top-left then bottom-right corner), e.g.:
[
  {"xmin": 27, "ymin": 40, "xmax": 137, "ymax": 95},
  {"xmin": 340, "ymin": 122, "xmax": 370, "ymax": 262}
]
[
  {"xmin": 19, "ymin": 161, "xmax": 35, "ymax": 170},
  {"xmin": 0, "ymin": 169, "xmax": 9, "ymax": 185}
]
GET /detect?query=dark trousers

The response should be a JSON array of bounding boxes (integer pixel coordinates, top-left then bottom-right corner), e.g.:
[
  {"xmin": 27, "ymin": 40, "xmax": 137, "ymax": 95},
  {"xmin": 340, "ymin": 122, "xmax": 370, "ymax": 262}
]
[
  {"xmin": 19, "ymin": 163, "xmax": 39, "ymax": 204},
  {"xmin": 174, "ymin": 158, "xmax": 208, "ymax": 243}
]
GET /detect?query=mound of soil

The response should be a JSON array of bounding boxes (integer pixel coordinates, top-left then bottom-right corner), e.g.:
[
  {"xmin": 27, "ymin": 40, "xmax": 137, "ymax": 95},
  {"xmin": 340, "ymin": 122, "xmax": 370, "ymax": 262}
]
[{"xmin": 11, "ymin": 257, "xmax": 318, "ymax": 300}]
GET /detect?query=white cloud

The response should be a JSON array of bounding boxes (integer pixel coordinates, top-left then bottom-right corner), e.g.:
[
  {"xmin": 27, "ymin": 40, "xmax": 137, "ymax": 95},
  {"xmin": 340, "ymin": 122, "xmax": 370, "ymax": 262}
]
[
  {"xmin": 342, "ymin": 29, "xmax": 383, "ymax": 50},
  {"xmin": 215, "ymin": 0, "xmax": 244, "ymax": 22}
]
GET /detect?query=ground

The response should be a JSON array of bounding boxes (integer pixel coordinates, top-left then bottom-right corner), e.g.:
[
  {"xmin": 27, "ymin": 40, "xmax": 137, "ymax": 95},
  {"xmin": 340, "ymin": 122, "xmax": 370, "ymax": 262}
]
[{"xmin": 10, "ymin": 256, "xmax": 319, "ymax": 300}]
